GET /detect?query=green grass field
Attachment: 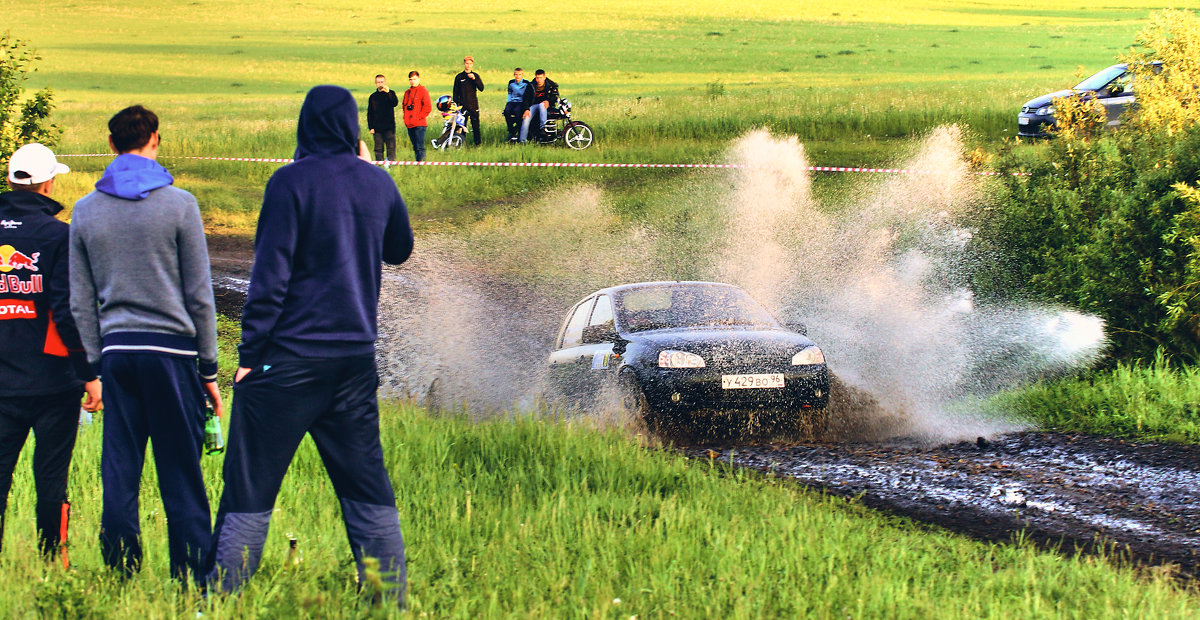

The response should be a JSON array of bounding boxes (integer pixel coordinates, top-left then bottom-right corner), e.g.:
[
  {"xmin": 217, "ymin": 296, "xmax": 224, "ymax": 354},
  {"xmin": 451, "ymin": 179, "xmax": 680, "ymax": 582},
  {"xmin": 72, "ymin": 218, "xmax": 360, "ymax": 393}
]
[
  {"xmin": 7, "ymin": 0, "xmax": 1187, "ymax": 228},
  {"xmin": 6, "ymin": 1, "xmax": 1200, "ymax": 616},
  {"xmin": 4, "ymin": 403, "xmax": 1200, "ymax": 618}
]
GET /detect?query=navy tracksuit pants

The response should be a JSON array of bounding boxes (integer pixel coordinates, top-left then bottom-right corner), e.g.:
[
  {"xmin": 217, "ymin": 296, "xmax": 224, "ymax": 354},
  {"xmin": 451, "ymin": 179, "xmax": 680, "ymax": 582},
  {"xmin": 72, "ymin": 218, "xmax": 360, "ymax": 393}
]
[
  {"xmin": 0, "ymin": 388, "xmax": 81, "ymax": 561},
  {"xmin": 100, "ymin": 353, "xmax": 210, "ymax": 583},
  {"xmin": 208, "ymin": 356, "xmax": 405, "ymax": 604}
]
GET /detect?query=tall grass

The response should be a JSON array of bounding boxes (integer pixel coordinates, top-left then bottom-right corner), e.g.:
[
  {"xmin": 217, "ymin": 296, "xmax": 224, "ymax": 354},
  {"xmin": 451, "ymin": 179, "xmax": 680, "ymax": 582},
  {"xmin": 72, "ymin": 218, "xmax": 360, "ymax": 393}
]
[
  {"xmin": 3, "ymin": 405, "xmax": 1200, "ymax": 618},
  {"xmin": 986, "ymin": 355, "xmax": 1200, "ymax": 444}
]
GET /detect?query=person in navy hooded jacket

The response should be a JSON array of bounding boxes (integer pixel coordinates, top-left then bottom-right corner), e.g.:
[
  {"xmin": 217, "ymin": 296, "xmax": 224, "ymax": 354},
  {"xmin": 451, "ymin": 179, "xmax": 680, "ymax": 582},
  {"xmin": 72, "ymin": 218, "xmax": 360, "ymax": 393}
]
[
  {"xmin": 70, "ymin": 105, "xmax": 223, "ymax": 584},
  {"xmin": 207, "ymin": 85, "xmax": 413, "ymax": 607}
]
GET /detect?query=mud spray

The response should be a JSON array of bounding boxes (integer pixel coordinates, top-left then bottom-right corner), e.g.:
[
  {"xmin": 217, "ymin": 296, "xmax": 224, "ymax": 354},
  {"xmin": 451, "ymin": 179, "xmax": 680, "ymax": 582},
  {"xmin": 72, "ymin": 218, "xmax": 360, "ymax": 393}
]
[{"xmin": 374, "ymin": 126, "xmax": 1106, "ymax": 442}]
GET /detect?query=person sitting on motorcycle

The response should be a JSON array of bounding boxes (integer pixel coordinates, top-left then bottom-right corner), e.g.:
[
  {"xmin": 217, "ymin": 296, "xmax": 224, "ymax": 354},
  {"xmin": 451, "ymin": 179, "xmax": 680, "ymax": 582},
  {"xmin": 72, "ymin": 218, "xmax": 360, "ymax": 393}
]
[
  {"xmin": 503, "ymin": 68, "xmax": 531, "ymax": 142},
  {"xmin": 520, "ymin": 69, "xmax": 559, "ymax": 143}
]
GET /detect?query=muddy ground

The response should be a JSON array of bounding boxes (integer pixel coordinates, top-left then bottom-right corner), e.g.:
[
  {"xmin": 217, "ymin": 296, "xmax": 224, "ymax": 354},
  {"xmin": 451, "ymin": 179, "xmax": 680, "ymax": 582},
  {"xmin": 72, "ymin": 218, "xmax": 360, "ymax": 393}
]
[
  {"xmin": 682, "ymin": 432, "xmax": 1200, "ymax": 579},
  {"xmin": 209, "ymin": 240, "xmax": 1200, "ymax": 580}
]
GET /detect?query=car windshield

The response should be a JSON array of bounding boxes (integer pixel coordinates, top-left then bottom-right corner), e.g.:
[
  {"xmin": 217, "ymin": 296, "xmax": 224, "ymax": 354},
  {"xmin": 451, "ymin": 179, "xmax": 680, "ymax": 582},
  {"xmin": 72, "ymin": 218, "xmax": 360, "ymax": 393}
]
[
  {"xmin": 614, "ymin": 284, "xmax": 779, "ymax": 332},
  {"xmin": 1073, "ymin": 66, "xmax": 1126, "ymax": 91}
]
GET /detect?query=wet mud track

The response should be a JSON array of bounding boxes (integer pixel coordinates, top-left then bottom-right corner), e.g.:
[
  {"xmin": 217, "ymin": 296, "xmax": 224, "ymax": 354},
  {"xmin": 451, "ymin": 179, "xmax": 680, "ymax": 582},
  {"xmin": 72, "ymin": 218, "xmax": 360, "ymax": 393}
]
[{"xmin": 685, "ymin": 432, "xmax": 1200, "ymax": 578}]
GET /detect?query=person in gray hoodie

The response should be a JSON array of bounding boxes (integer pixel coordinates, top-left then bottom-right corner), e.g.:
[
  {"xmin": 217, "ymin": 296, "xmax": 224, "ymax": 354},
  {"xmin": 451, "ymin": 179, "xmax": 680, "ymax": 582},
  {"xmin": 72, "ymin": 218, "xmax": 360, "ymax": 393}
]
[{"xmin": 69, "ymin": 105, "xmax": 223, "ymax": 585}]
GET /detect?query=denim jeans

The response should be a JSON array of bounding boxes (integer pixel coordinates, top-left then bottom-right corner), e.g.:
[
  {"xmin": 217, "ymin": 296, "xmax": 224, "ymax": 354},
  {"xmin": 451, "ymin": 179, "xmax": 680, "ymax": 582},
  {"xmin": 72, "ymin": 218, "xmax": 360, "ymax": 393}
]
[
  {"xmin": 520, "ymin": 104, "xmax": 548, "ymax": 142},
  {"xmin": 407, "ymin": 126, "xmax": 426, "ymax": 161}
]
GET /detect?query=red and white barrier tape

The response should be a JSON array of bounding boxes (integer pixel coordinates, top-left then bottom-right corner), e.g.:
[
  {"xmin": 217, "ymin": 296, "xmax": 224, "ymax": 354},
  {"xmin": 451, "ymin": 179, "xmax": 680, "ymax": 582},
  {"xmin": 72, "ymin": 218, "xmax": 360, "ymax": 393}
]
[{"xmin": 55, "ymin": 154, "xmax": 1032, "ymax": 176}]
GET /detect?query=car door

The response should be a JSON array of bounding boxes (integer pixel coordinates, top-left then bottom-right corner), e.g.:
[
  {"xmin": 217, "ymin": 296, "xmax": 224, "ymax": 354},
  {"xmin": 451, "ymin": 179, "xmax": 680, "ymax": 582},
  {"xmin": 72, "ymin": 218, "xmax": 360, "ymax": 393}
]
[
  {"xmin": 1099, "ymin": 71, "xmax": 1135, "ymax": 126},
  {"xmin": 579, "ymin": 294, "xmax": 618, "ymax": 395},
  {"xmin": 548, "ymin": 296, "xmax": 596, "ymax": 400}
]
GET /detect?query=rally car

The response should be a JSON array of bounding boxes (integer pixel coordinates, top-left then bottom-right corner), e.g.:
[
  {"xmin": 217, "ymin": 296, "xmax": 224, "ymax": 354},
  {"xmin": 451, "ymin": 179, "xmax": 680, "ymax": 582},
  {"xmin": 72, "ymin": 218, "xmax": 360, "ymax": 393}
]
[{"xmin": 547, "ymin": 281, "xmax": 829, "ymax": 436}]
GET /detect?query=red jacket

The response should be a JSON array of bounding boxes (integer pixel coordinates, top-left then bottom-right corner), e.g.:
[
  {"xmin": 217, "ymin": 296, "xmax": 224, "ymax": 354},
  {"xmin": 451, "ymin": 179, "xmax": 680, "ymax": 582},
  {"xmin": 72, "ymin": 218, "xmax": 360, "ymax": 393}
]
[{"xmin": 402, "ymin": 85, "xmax": 431, "ymax": 128}]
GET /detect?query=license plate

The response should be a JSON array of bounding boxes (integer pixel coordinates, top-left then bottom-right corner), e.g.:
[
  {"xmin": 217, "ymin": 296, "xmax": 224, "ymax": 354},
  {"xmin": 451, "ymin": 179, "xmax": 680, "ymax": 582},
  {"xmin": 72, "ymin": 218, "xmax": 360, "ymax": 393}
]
[
  {"xmin": 721, "ymin": 373, "xmax": 785, "ymax": 389},
  {"xmin": 1018, "ymin": 117, "xmax": 1030, "ymax": 125}
]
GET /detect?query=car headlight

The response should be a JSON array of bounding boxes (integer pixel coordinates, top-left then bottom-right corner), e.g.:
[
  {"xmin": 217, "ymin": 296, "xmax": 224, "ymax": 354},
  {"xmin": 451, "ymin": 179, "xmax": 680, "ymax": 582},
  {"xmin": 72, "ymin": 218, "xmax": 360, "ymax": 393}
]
[
  {"xmin": 1036, "ymin": 105, "xmax": 1054, "ymax": 116},
  {"xmin": 658, "ymin": 350, "xmax": 706, "ymax": 368},
  {"xmin": 791, "ymin": 346, "xmax": 825, "ymax": 365}
]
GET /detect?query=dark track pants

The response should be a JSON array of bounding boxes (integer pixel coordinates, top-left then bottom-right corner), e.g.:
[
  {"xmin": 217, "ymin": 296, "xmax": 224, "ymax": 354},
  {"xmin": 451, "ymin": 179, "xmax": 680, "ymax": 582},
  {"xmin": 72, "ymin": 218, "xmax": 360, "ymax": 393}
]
[
  {"xmin": 464, "ymin": 109, "xmax": 481, "ymax": 145},
  {"xmin": 99, "ymin": 353, "xmax": 210, "ymax": 584},
  {"xmin": 208, "ymin": 356, "xmax": 405, "ymax": 605},
  {"xmin": 0, "ymin": 388, "xmax": 81, "ymax": 561},
  {"xmin": 373, "ymin": 129, "xmax": 397, "ymax": 162}
]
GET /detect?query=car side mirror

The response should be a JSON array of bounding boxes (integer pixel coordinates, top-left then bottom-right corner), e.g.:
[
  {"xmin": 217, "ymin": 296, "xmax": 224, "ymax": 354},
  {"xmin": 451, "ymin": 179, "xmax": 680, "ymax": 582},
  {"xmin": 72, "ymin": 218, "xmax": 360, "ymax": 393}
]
[
  {"xmin": 582, "ymin": 324, "xmax": 618, "ymax": 345},
  {"xmin": 785, "ymin": 321, "xmax": 807, "ymax": 336},
  {"xmin": 1107, "ymin": 83, "xmax": 1124, "ymax": 96}
]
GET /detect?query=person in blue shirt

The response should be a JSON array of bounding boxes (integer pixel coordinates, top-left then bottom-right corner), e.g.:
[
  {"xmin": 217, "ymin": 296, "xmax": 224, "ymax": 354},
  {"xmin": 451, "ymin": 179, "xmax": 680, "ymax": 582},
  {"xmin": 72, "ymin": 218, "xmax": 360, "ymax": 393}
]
[{"xmin": 503, "ymin": 67, "xmax": 531, "ymax": 142}]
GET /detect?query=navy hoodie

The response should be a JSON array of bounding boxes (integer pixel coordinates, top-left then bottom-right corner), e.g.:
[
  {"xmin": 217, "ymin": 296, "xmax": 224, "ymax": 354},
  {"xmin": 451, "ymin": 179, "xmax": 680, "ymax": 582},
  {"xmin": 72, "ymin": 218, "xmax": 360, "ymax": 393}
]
[
  {"xmin": 238, "ymin": 85, "xmax": 414, "ymax": 368},
  {"xmin": 0, "ymin": 190, "xmax": 95, "ymax": 396}
]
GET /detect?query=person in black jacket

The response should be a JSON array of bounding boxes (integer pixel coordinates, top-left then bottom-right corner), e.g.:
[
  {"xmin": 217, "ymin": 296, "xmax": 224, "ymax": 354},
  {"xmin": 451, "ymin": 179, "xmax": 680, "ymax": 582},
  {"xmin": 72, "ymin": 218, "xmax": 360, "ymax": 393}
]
[
  {"xmin": 0, "ymin": 143, "xmax": 102, "ymax": 568},
  {"xmin": 452, "ymin": 56, "xmax": 484, "ymax": 145},
  {"xmin": 366, "ymin": 74, "xmax": 399, "ymax": 162},
  {"xmin": 207, "ymin": 85, "xmax": 413, "ymax": 607},
  {"xmin": 521, "ymin": 69, "xmax": 559, "ymax": 143}
]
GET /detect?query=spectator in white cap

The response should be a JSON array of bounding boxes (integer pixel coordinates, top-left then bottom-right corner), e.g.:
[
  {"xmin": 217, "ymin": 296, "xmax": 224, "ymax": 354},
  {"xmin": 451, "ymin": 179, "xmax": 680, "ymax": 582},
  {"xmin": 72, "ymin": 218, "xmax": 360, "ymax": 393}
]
[
  {"xmin": 0, "ymin": 143, "xmax": 101, "ymax": 568},
  {"xmin": 7, "ymin": 143, "xmax": 70, "ymax": 186}
]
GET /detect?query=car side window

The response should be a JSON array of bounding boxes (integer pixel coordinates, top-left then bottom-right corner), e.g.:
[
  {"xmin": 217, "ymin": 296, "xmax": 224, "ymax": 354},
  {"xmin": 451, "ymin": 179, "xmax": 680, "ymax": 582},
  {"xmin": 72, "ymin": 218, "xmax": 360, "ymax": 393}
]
[
  {"xmin": 559, "ymin": 298, "xmax": 595, "ymax": 349},
  {"xmin": 588, "ymin": 295, "xmax": 614, "ymax": 329}
]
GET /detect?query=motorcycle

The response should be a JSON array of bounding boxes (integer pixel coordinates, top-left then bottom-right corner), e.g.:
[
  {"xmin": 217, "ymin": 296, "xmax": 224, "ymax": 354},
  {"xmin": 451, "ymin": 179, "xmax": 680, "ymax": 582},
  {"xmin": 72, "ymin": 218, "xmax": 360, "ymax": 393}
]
[
  {"xmin": 431, "ymin": 95, "xmax": 467, "ymax": 150},
  {"xmin": 532, "ymin": 99, "xmax": 594, "ymax": 150}
]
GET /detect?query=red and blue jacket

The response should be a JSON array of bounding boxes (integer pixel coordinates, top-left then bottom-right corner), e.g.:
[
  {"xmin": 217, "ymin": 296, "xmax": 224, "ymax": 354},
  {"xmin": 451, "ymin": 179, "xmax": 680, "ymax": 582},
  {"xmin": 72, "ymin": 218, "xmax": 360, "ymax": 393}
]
[{"xmin": 0, "ymin": 190, "xmax": 95, "ymax": 396}]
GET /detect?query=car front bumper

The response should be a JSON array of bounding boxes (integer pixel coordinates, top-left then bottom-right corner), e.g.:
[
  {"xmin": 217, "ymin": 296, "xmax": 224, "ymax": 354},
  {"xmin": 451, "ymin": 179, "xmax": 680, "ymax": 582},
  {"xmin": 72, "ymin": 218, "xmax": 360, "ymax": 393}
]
[
  {"xmin": 1018, "ymin": 112, "xmax": 1054, "ymax": 137},
  {"xmin": 636, "ymin": 364, "xmax": 830, "ymax": 414}
]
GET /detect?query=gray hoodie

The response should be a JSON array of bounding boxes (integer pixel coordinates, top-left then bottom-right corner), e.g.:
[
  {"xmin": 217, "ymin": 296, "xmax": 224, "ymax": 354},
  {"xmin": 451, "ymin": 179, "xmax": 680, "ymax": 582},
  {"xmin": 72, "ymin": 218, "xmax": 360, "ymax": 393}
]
[{"xmin": 69, "ymin": 153, "xmax": 217, "ymax": 379}]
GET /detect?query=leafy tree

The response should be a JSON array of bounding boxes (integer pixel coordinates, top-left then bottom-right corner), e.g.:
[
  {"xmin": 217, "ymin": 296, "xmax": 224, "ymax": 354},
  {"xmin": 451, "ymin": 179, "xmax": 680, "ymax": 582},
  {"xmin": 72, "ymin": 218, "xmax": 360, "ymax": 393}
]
[{"xmin": 0, "ymin": 33, "xmax": 59, "ymax": 190}]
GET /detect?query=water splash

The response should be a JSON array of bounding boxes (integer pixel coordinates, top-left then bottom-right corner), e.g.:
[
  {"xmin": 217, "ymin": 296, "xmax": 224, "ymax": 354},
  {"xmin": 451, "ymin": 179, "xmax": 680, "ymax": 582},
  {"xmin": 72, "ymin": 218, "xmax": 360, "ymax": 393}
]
[
  {"xmin": 373, "ymin": 126, "xmax": 1107, "ymax": 443},
  {"xmin": 717, "ymin": 127, "xmax": 1106, "ymax": 443}
]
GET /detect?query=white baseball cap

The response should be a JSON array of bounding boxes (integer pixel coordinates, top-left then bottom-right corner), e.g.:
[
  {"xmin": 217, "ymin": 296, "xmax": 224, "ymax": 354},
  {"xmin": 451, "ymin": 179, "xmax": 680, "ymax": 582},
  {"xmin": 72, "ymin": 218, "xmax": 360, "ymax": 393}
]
[{"xmin": 7, "ymin": 143, "xmax": 70, "ymax": 185}]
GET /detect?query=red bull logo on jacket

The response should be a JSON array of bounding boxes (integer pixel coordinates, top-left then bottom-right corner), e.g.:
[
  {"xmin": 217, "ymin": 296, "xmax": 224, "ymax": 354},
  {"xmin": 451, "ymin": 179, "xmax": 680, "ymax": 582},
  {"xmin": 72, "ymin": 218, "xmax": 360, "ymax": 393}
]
[
  {"xmin": 0, "ymin": 245, "xmax": 39, "ymax": 273},
  {"xmin": 0, "ymin": 274, "xmax": 43, "ymax": 294}
]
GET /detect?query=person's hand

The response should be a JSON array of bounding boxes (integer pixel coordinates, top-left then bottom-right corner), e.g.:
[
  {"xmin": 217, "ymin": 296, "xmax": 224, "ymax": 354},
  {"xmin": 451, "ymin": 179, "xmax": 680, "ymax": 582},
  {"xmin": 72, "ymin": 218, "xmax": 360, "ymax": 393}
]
[
  {"xmin": 358, "ymin": 140, "xmax": 372, "ymax": 162},
  {"xmin": 235, "ymin": 367, "xmax": 252, "ymax": 383},
  {"xmin": 203, "ymin": 380, "xmax": 225, "ymax": 419},
  {"xmin": 369, "ymin": 128, "xmax": 375, "ymax": 134},
  {"xmin": 522, "ymin": 110, "xmax": 530, "ymax": 119},
  {"xmin": 542, "ymin": 101, "xmax": 549, "ymax": 109},
  {"xmin": 82, "ymin": 379, "xmax": 102, "ymax": 412},
  {"xmin": 467, "ymin": 72, "xmax": 475, "ymax": 80}
]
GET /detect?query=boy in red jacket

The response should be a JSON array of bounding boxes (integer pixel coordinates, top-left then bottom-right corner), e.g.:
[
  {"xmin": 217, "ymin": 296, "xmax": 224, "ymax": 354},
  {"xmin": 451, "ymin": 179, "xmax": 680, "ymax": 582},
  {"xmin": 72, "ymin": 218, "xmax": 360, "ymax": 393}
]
[{"xmin": 402, "ymin": 71, "xmax": 432, "ymax": 161}]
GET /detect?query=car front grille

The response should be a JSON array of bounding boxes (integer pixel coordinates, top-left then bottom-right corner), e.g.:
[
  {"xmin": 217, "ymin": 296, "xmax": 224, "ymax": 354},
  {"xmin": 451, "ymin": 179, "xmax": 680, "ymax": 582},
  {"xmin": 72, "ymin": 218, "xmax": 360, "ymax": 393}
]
[
  {"xmin": 706, "ymin": 351, "xmax": 787, "ymax": 368},
  {"xmin": 1022, "ymin": 106, "xmax": 1033, "ymax": 114}
]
